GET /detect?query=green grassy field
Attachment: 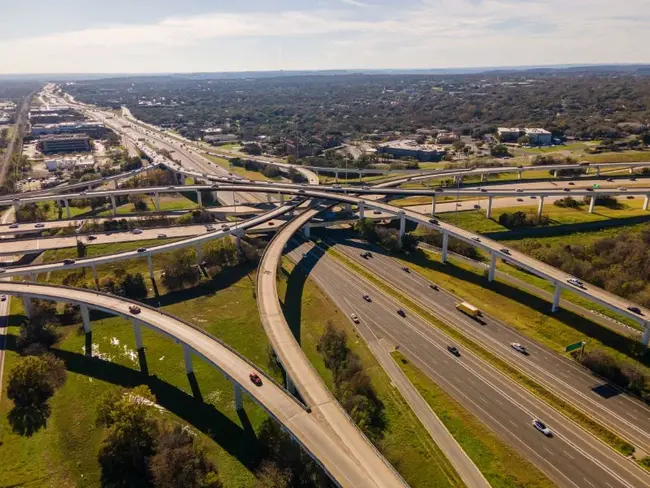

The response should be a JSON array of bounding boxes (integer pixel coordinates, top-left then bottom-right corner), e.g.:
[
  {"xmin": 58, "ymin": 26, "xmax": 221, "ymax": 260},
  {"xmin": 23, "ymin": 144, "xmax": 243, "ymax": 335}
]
[
  {"xmin": 393, "ymin": 352, "xmax": 554, "ymax": 488},
  {"xmin": 205, "ymin": 154, "xmax": 271, "ymax": 181}
]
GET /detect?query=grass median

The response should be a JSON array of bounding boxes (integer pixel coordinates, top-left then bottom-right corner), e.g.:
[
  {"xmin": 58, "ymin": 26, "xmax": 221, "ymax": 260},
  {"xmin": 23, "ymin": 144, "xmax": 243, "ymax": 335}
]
[{"xmin": 325, "ymin": 245, "xmax": 636, "ymax": 457}]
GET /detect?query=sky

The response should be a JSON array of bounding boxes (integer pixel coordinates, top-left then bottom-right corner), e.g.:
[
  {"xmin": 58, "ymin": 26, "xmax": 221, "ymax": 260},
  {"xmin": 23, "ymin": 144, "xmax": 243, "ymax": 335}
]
[{"xmin": 1, "ymin": 0, "xmax": 649, "ymax": 74}]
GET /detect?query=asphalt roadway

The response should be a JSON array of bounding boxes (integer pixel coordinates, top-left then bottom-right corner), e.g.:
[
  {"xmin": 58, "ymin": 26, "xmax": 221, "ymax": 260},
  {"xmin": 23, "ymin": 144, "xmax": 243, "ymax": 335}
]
[
  {"xmin": 285, "ymin": 239, "xmax": 650, "ymax": 488},
  {"xmin": 321, "ymin": 233, "xmax": 650, "ymax": 453}
]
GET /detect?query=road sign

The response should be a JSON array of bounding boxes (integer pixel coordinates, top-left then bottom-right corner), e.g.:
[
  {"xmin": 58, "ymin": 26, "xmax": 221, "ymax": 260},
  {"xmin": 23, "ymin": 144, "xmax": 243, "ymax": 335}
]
[{"xmin": 565, "ymin": 341, "xmax": 585, "ymax": 353}]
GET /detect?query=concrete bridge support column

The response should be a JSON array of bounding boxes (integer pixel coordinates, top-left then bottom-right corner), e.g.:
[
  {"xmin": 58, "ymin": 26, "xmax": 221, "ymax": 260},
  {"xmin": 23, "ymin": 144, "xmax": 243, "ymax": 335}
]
[
  {"xmin": 486, "ymin": 196, "xmax": 493, "ymax": 219},
  {"xmin": 80, "ymin": 304, "xmax": 92, "ymax": 333},
  {"xmin": 345, "ymin": 203, "xmax": 351, "ymax": 213},
  {"xmin": 518, "ymin": 171, "xmax": 523, "ymax": 180},
  {"xmin": 552, "ymin": 284, "xmax": 562, "ymax": 312},
  {"xmin": 196, "ymin": 191, "xmax": 203, "ymax": 207},
  {"xmin": 113, "ymin": 179, "xmax": 119, "ymax": 190},
  {"xmin": 110, "ymin": 195, "xmax": 117, "ymax": 216},
  {"xmin": 232, "ymin": 381, "xmax": 244, "ymax": 410},
  {"xmin": 537, "ymin": 196, "xmax": 545, "ymax": 218},
  {"xmin": 64, "ymin": 199, "xmax": 71, "ymax": 219},
  {"xmin": 279, "ymin": 193, "xmax": 285, "ymax": 204},
  {"xmin": 399, "ymin": 214, "xmax": 406, "ymax": 239},
  {"xmin": 441, "ymin": 232, "xmax": 449, "ymax": 263},
  {"xmin": 155, "ymin": 192, "xmax": 160, "ymax": 211},
  {"xmin": 431, "ymin": 196, "xmax": 436, "ymax": 215},
  {"xmin": 488, "ymin": 252, "xmax": 496, "ymax": 282},
  {"xmin": 358, "ymin": 201, "xmax": 365, "ymax": 220},
  {"xmin": 303, "ymin": 224, "xmax": 311, "ymax": 239},
  {"xmin": 196, "ymin": 243, "xmax": 202, "ymax": 266},
  {"xmin": 588, "ymin": 196, "xmax": 595, "ymax": 214},
  {"xmin": 183, "ymin": 344, "xmax": 193, "ymax": 374},
  {"xmin": 286, "ymin": 374, "xmax": 297, "ymax": 395},
  {"xmin": 630, "ymin": 167, "xmax": 634, "ymax": 175},
  {"xmin": 91, "ymin": 264, "xmax": 99, "ymax": 288},
  {"xmin": 644, "ymin": 195, "xmax": 650, "ymax": 211},
  {"xmin": 88, "ymin": 184, "xmax": 93, "ymax": 192},
  {"xmin": 22, "ymin": 296, "xmax": 34, "ymax": 319},
  {"xmin": 132, "ymin": 319, "xmax": 144, "ymax": 350},
  {"xmin": 334, "ymin": 170, "xmax": 339, "ymax": 183},
  {"xmin": 480, "ymin": 173, "xmax": 485, "ymax": 182},
  {"xmin": 147, "ymin": 255, "xmax": 154, "ymax": 280},
  {"xmin": 596, "ymin": 167, "xmax": 601, "ymax": 177},
  {"xmin": 642, "ymin": 326, "xmax": 650, "ymax": 347}
]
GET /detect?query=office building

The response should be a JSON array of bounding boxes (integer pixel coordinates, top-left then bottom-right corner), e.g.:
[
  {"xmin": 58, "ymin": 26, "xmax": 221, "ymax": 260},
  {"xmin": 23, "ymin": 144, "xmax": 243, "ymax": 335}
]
[
  {"xmin": 377, "ymin": 140, "xmax": 447, "ymax": 162},
  {"xmin": 40, "ymin": 134, "xmax": 91, "ymax": 154},
  {"xmin": 525, "ymin": 128, "xmax": 553, "ymax": 145},
  {"xmin": 497, "ymin": 127, "xmax": 523, "ymax": 142},
  {"xmin": 31, "ymin": 121, "xmax": 106, "ymax": 138},
  {"xmin": 45, "ymin": 156, "xmax": 95, "ymax": 171}
]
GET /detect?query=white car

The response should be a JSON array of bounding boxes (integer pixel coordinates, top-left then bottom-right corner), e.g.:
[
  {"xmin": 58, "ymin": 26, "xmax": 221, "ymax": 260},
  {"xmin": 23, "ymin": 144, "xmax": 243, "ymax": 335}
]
[
  {"xmin": 532, "ymin": 419, "xmax": 552, "ymax": 437},
  {"xmin": 511, "ymin": 343, "xmax": 527, "ymax": 354},
  {"xmin": 132, "ymin": 228, "xmax": 143, "ymax": 234},
  {"xmin": 1, "ymin": 295, "xmax": 6, "ymax": 302},
  {"xmin": 567, "ymin": 277, "xmax": 584, "ymax": 288},
  {"xmin": 350, "ymin": 313, "xmax": 360, "ymax": 324}
]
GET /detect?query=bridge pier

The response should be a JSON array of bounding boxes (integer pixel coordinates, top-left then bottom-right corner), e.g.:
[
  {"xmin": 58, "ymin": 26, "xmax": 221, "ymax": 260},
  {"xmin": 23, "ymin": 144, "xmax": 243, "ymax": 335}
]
[
  {"xmin": 441, "ymin": 232, "xmax": 449, "ymax": 263},
  {"xmin": 196, "ymin": 190, "xmax": 203, "ymax": 207},
  {"xmin": 196, "ymin": 243, "xmax": 202, "ymax": 266},
  {"xmin": 358, "ymin": 201, "xmax": 365, "ymax": 220},
  {"xmin": 183, "ymin": 344, "xmax": 193, "ymax": 374},
  {"xmin": 644, "ymin": 195, "xmax": 649, "ymax": 211},
  {"xmin": 518, "ymin": 171, "xmax": 522, "ymax": 180},
  {"xmin": 91, "ymin": 264, "xmax": 99, "ymax": 288},
  {"xmin": 334, "ymin": 170, "xmax": 339, "ymax": 182},
  {"xmin": 480, "ymin": 173, "xmax": 485, "ymax": 182},
  {"xmin": 629, "ymin": 167, "xmax": 634, "ymax": 175},
  {"xmin": 147, "ymin": 255, "xmax": 154, "ymax": 280},
  {"xmin": 642, "ymin": 326, "xmax": 650, "ymax": 347},
  {"xmin": 155, "ymin": 192, "xmax": 160, "ymax": 211},
  {"xmin": 303, "ymin": 223, "xmax": 311, "ymax": 239},
  {"xmin": 537, "ymin": 196, "xmax": 545, "ymax": 218},
  {"xmin": 110, "ymin": 195, "xmax": 117, "ymax": 216},
  {"xmin": 232, "ymin": 380, "xmax": 244, "ymax": 410},
  {"xmin": 486, "ymin": 196, "xmax": 493, "ymax": 218},
  {"xmin": 430, "ymin": 196, "xmax": 436, "ymax": 216},
  {"xmin": 132, "ymin": 319, "xmax": 144, "ymax": 350},
  {"xmin": 22, "ymin": 296, "xmax": 34, "ymax": 319},
  {"xmin": 399, "ymin": 214, "xmax": 406, "ymax": 239},
  {"xmin": 286, "ymin": 374, "xmax": 297, "ymax": 395},
  {"xmin": 64, "ymin": 199, "xmax": 71, "ymax": 219},
  {"xmin": 80, "ymin": 304, "xmax": 92, "ymax": 333},
  {"xmin": 488, "ymin": 252, "xmax": 496, "ymax": 282},
  {"xmin": 113, "ymin": 179, "xmax": 118, "ymax": 190},
  {"xmin": 345, "ymin": 203, "xmax": 351, "ymax": 213},
  {"xmin": 279, "ymin": 193, "xmax": 285, "ymax": 204},
  {"xmin": 552, "ymin": 284, "xmax": 562, "ymax": 312},
  {"xmin": 588, "ymin": 196, "xmax": 595, "ymax": 214}
]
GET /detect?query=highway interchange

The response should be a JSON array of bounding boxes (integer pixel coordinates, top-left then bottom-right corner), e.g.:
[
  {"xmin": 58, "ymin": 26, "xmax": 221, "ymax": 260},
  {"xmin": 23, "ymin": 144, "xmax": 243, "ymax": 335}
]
[{"xmin": 2, "ymin": 86, "xmax": 650, "ymax": 487}]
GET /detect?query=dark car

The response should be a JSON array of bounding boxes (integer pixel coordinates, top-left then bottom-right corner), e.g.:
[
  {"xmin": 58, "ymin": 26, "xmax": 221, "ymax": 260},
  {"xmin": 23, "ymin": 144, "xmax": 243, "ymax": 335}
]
[
  {"xmin": 627, "ymin": 306, "xmax": 642, "ymax": 315},
  {"xmin": 63, "ymin": 259, "xmax": 75, "ymax": 265},
  {"xmin": 429, "ymin": 218, "xmax": 439, "ymax": 225},
  {"xmin": 129, "ymin": 305, "xmax": 141, "ymax": 315},
  {"xmin": 397, "ymin": 309, "xmax": 406, "ymax": 317},
  {"xmin": 447, "ymin": 346, "xmax": 461, "ymax": 357},
  {"xmin": 563, "ymin": 188, "xmax": 570, "ymax": 192},
  {"xmin": 249, "ymin": 373, "xmax": 263, "ymax": 387},
  {"xmin": 500, "ymin": 248, "xmax": 511, "ymax": 255},
  {"xmin": 88, "ymin": 235, "xmax": 97, "ymax": 240},
  {"xmin": 137, "ymin": 247, "xmax": 147, "ymax": 253},
  {"xmin": 434, "ymin": 187, "xmax": 444, "ymax": 192},
  {"xmin": 402, "ymin": 267, "xmax": 410, "ymax": 273},
  {"xmin": 429, "ymin": 283, "xmax": 439, "ymax": 291},
  {"xmin": 480, "ymin": 188, "xmax": 488, "ymax": 193},
  {"xmin": 586, "ymin": 188, "xmax": 594, "ymax": 192}
]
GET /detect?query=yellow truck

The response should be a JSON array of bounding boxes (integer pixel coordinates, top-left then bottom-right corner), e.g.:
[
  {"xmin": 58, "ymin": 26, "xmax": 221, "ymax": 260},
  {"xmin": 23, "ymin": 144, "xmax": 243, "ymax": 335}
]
[{"xmin": 456, "ymin": 301, "xmax": 482, "ymax": 318}]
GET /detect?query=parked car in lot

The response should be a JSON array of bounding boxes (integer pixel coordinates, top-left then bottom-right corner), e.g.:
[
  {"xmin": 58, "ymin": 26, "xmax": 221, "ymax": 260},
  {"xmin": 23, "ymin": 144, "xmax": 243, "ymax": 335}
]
[
  {"xmin": 447, "ymin": 346, "xmax": 461, "ymax": 357},
  {"xmin": 532, "ymin": 419, "xmax": 552, "ymax": 437}
]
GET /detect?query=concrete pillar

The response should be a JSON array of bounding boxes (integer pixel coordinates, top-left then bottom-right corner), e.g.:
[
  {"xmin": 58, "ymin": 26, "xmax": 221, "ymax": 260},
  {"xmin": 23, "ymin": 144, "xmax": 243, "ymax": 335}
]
[
  {"xmin": 88, "ymin": 185, "xmax": 93, "ymax": 192},
  {"xmin": 133, "ymin": 320, "xmax": 143, "ymax": 350},
  {"xmin": 286, "ymin": 374, "xmax": 297, "ymax": 395},
  {"xmin": 303, "ymin": 223, "xmax": 311, "ymax": 239},
  {"xmin": 91, "ymin": 264, "xmax": 99, "ymax": 282},
  {"xmin": 155, "ymin": 192, "xmax": 160, "ymax": 211},
  {"xmin": 486, "ymin": 196, "xmax": 493, "ymax": 219},
  {"xmin": 80, "ymin": 304, "xmax": 92, "ymax": 333},
  {"xmin": 345, "ymin": 203, "xmax": 351, "ymax": 213},
  {"xmin": 22, "ymin": 296, "xmax": 34, "ymax": 319},
  {"xmin": 335, "ymin": 170, "xmax": 339, "ymax": 182},
  {"xmin": 518, "ymin": 171, "xmax": 522, "ymax": 180},
  {"xmin": 110, "ymin": 195, "xmax": 117, "ymax": 216},
  {"xmin": 232, "ymin": 380, "xmax": 243, "ymax": 410},
  {"xmin": 399, "ymin": 214, "xmax": 406, "ymax": 238},
  {"xmin": 147, "ymin": 254, "xmax": 154, "ymax": 280},
  {"xmin": 642, "ymin": 325, "xmax": 650, "ymax": 347},
  {"xmin": 441, "ymin": 232, "xmax": 449, "ymax": 263},
  {"xmin": 644, "ymin": 196, "xmax": 649, "ymax": 211},
  {"xmin": 358, "ymin": 201, "xmax": 365, "ymax": 220},
  {"xmin": 196, "ymin": 243, "xmax": 202, "ymax": 266},
  {"xmin": 279, "ymin": 193, "xmax": 285, "ymax": 204},
  {"xmin": 480, "ymin": 173, "xmax": 485, "ymax": 182},
  {"xmin": 267, "ymin": 192, "xmax": 272, "ymax": 203},
  {"xmin": 596, "ymin": 167, "xmax": 601, "ymax": 177},
  {"xmin": 64, "ymin": 199, "xmax": 71, "ymax": 219},
  {"xmin": 113, "ymin": 179, "xmax": 118, "ymax": 189},
  {"xmin": 588, "ymin": 196, "xmax": 595, "ymax": 214},
  {"xmin": 537, "ymin": 196, "xmax": 545, "ymax": 218},
  {"xmin": 183, "ymin": 344, "xmax": 193, "ymax": 374},
  {"xmin": 552, "ymin": 284, "xmax": 562, "ymax": 312},
  {"xmin": 196, "ymin": 190, "xmax": 203, "ymax": 207},
  {"xmin": 629, "ymin": 167, "xmax": 634, "ymax": 175},
  {"xmin": 488, "ymin": 252, "xmax": 496, "ymax": 282},
  {"xmin": 431, "ymin": 196, "xmax": 436, "ymax": 216}
]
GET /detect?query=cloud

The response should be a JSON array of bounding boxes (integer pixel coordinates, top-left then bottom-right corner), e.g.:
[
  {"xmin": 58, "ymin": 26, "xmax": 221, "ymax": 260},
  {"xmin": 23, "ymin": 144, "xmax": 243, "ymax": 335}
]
[{"xmin": 339, "ymin": 0, "xmax": 374, "ymax": 7}]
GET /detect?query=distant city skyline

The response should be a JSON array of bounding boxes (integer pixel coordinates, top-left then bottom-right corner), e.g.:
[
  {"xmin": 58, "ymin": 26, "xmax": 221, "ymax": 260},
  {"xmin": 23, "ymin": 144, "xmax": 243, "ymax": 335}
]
[{"xmin": 2, "ymin": 0, "xmax": 649, "ymax": 74}]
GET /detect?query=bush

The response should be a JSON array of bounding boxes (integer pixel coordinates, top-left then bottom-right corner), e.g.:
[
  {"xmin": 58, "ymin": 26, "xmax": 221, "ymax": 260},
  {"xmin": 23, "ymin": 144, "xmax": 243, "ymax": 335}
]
[
  {"xmin": 582, "ymin": 194, "xmax": 621, "ymax": 209},
  {"xmin": 554, "ymin": 197, "xmax": 583, "ymax": 208},
  {"xmin": 498, "ymin": 211, "xmax": 549, "ymax": 229},
  {"xmin": 162, "ymin": 249, "xmax": 200, "ymax": 290}
]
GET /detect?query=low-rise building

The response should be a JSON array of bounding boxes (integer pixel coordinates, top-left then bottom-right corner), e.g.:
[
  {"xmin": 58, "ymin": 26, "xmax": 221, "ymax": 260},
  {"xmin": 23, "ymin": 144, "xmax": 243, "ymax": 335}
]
[
  {"xmin": 31, "ymin": 121, "xmax": 106, "ymax": 138},
  {"xmin": 40, "ymin": 134, "xmax": 91, "ymax": 154},
  {"xmin": 377, "ymin": 139, "xmax": 447, "ymax": 162},
  {"xmin": 436, "ymin": 132, "xmax": 460, "ymax": 144},
  {"xmin": 525, "ymin": 128, "xmax": 553, "ymax": 145},
  {"xmin": 45, "ymin": 156, "xmax": 95, "ymax": 171},
  {"xmin": 204, "ymin": 134, "xmax": 239, "ymax": 144},
  {"xmin": 497, "ymin": 127, "xmax": 523, "ymax": 142}
]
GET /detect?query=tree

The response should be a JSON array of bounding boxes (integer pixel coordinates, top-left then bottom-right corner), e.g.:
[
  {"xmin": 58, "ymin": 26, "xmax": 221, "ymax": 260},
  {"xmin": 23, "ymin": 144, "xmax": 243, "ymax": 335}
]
[
  {"xmin": 490, "ymin": 144, "xmax": 511, "ymax": 158},
  {"xmin": 7, "ymin": 354, "xmax": 66, "ymax": 408},
  {"xmin": 117, "ymin": 273, "xmax": 148, "ymax": 300},
  {"xmin": 150, "ymin": 424, "xmax": 221, "ymax": 488},
  {"xmin": 255, "ymin": 461, "xmax": 291, "ymax": 488},
  {"xmin": 18, "ymin": 315, "xmax": 58, "ymax": 350}
]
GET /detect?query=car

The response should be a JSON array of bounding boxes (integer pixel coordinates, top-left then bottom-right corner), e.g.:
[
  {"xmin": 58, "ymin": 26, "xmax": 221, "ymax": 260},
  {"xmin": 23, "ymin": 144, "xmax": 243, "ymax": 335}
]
[
  {"xmin": 362, "ymin": 294, "xmax": 372, "ymax": 302},
  {"xmin": 206, "ymin": 225, "xmax": 216, "ymax": 231},
  {"xmin": 480, "ymin": 188, "xmax": 488, "ymax": 193},
  {"xmin": 360, "ymin": 252, "xmax": 370, "ymax": 259},
  {"xmin": 211, "ymin": 184, "xmax": 219, "ymax": 189},
  {"xmin": 137, "ymin": 247, "xmax": 147, "ymax": 253},
  {"xmin": 80, "ymin": 190, "xmax": 88, "ymax": 195},
  {"xmin": 586, "ymin": 188, "xmax": 594, "ymax": 192},
  {"xmin": 630, "ymin": 177, "xmax": 637, "ymax": 182},
  {"xmin": 63, "ymin": 259, "xmax": 75, "ymax": 265},
  {"xmin": 333, "ymin": 184, "xmax": 341, "ymax": 189},
  {"xmin": 88, "ymin": 235, "xmax": 97, "ymax": 240},
  {"xmin": 167, "ymin": 186, "xmax": 175, "ymax": 189},
  {"xmin": 351, "ymin": 313, "xmax": 360, "ymax": 324},
  {"xmin": 221, "ymin": 223, "xmax": 230, "ymax": 229},
  {"xmin": 567, "ymin": 278, "xmax": 584, "ymax": 288},
  {"xmin": 429, "ymin": 283, "xmax": 439, "ymax": 290},
  {"xmin": 530, "ymin": 195, "xmax": 537, "ymax": 199},
  {"xmin": 563, "ymin": 188, "xmax": 570, "ymax": 192},
  {"xmin": 1, "ymin": 295, "xmax": 6, "ymax": 302},
  {"xmin": 35, "ymin": 223, "xmax": 45, "ymax": 228},
  {"xmin": 157, "ymin": 233, "xmax": 167, "ymax": 239},
  {"xmin": 618, "ymin": 187, "xmax": 627, "ymax": 191},
  {"xmin": 516, "ymin": 198, "xmax": 524, "ymax": 202},
  {"xmin": 397, "ymin": 309, "xmax": 406, "ymax": 317},
  {"xmin": 607, "ymin": 178, "xmax": 615, "ymax": 182},
  {"xmin": 249, "ymin": 373, "xmax": 263, "ymax": 387},
  {"xmin": 434, "ymin": 187, "xmax": 444, "ymax": 192},
  {"xmin": 568, "ymin": 182, "xmax": 575, "ymax": 185},
  {"xmin": 627, "ymin": 306, "xmax": 642, "ymax": 315},
  {"xmin": 429, "ymin": 218, "xmax": 439, "ymax": 225},
  {"xmin": 500, "ymin": 248, "xmax": 511, "ymax": 255},
  {"xmin": 471, "ymin": 236, "xmax": 481, "ymax": 242},
  {"xmin": 133, "ymin": 228, "xmax": 143, "ymax": 234},
  {"xmin": 8, "ymin": 223, "xmax": 18, "ymax": 229},
  {"xmin": 473, "ymin": 204, "xmax": 481, "ymax": 209},
  {"xmin": 516, "ymin": 189, "xmax": 523, "ymax": 193},
  {"xmin": 511, "ymin": 342, "xmax": 527, "ymax": 354},
  {"xmin": 532, "ymin": 419, "xmax": 552, "ymax": 437},
  {"xmin": 447, "ymin": 346, "xmax": 461, "ymax": 357},
  {"xmin": 373, "ymin": 210, "xmax": 382, "ymax": 215},
  {"xmin": 12, "ymin": 198, "xmax": 20, "ymax": 202},
  {"xmin": 402, "ymin": 266, "xmax": 410, "ymax": 273},
  {"xmin": 627, "ymin": 195, "xmax": 635, "ymax": 200},
  {"xmin": 0, "ymin": 269, "xmax": 5, "ymax": 274},
  {"xmin": 129, "ymin": 305, "xmax": 141, "ymax": 315},
  {"xmin": 298, "ymin": 189, "xmax": 305, "ymax": 193}
]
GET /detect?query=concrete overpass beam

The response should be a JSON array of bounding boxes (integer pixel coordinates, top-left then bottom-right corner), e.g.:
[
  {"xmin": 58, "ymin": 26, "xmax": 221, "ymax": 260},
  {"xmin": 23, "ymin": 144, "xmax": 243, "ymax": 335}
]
[
  {"xmin": 80, "ymin": 304, "xmax": 92, "ymax": 333},
  {"xmin": 399, "ymin": 214, "xmax": 406, "ymax": 239},
  {"xmin": 22, "ymin": 296, "xmax": 34, "ymax": 319},
  {"xmin": 183, "ymin": 344, "xmax": 193, "ymax": 374},
  {"xmin": 552, "ymin": 284, "xmax": 562, "ymax": 312},
  {"xmin": 110, "ymin": 195, "xmax": 117, "ymax": 216},
  {"xmin": 147, "ymin": 254, "xmax": 154, "ymax": 280},
  {"xmin": 232, "ymin": 380, "xmax": 244, "ymax": 410},
  {"xmin": 431, "ymin": 196, "xmax": 436, "ymax": 216},
  {"xmin": 486, "ymin": 196, "xmax": 493, "ymax": 219},
  {"xmin": 133, "ymin": 319, "xmax": 144, "ymax": 350},
  {"xmin": 537, "ymin": 196, "xmax": 545, "ymax": 218},
  {"xmin": 358, "ymin": 201, "xmax": 365, "ymax": 220},
  {"xmin": 196, "ymin": 190, "xmax": 203, "ymax": 207},
  {"xmin": 588, "ymin": 196, "xmax": 595, "ymax": 214},
  {"xmin": 488, "ymin": 252, "xmax": 496, "ymax": 282},
  {"xmin": 642, "ymin": 326, "xmax": 650, "ymax": 347},
  {"xmin": 644, "ymin": 196, "xmax": 650, "ymax": 211},
  {"xmin": 441, "ymin": 232, "xmax": 449, "ymax": 263}
]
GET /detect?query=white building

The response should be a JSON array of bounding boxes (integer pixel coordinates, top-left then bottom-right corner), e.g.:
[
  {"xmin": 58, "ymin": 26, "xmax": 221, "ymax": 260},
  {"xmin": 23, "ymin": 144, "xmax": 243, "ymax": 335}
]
[
  {"xmin": 525, "ymin": 128, "xmax": 553, "ymax": 145},
  {"xmin": 497, "ymin": 127, "xmax": 523, "ymax": 142},
  {"xmin": 45, "ymin": 156, "xmax": 95, "ymax": 171}
]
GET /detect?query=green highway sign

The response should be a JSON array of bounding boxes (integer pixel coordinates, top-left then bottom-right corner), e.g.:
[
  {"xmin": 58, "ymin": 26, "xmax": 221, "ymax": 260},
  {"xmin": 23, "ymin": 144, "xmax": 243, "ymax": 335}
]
[{"xmin": 565, "ymin": 341, "xmax": 585, "ymax": 353}]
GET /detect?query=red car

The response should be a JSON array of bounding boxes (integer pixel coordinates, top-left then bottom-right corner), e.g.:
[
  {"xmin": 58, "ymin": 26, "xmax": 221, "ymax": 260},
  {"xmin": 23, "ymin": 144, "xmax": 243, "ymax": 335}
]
[{"xmin": 249, "ymin": 372, "xmax": 263, "ymax": 387}]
